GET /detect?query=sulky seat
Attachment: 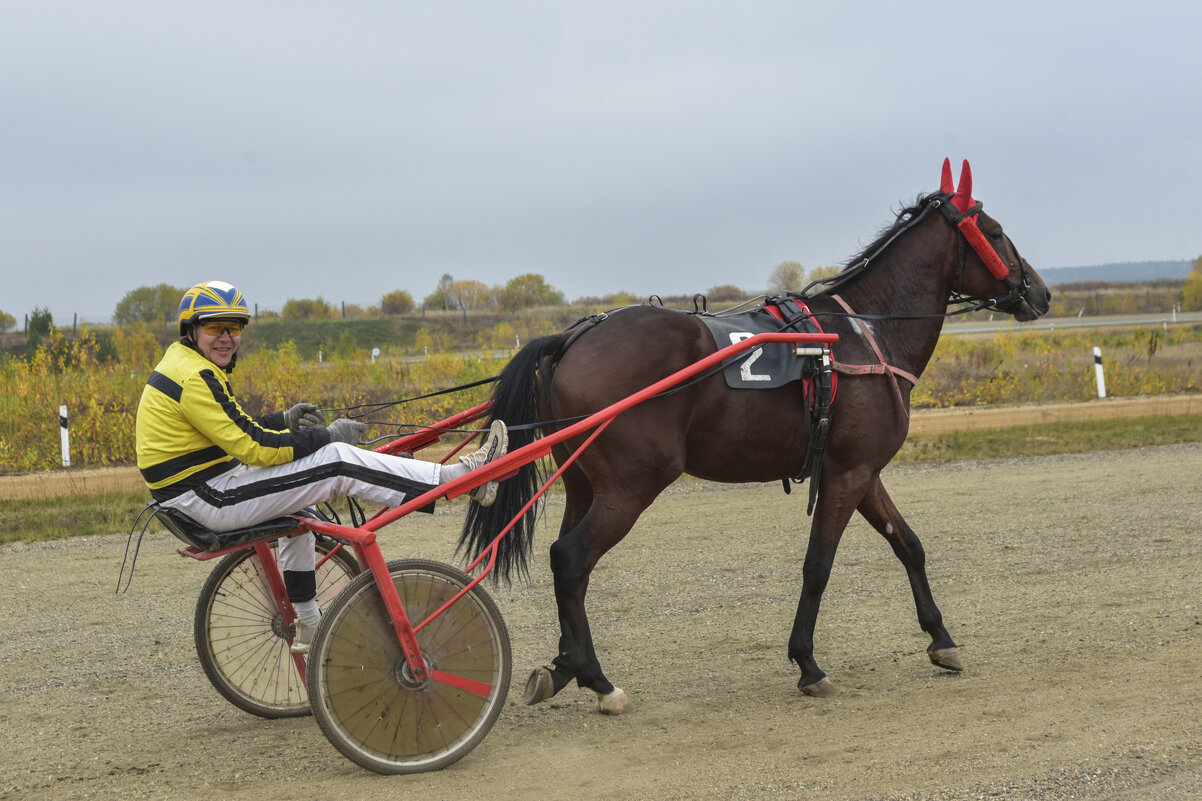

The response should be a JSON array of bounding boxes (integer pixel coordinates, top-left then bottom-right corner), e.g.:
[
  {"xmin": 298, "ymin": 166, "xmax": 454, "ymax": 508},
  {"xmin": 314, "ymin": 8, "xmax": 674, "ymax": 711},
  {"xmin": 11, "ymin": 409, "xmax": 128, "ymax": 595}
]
[{"xmin": 152, "ymin": 504, "xmax": 304, "ymax": 553}]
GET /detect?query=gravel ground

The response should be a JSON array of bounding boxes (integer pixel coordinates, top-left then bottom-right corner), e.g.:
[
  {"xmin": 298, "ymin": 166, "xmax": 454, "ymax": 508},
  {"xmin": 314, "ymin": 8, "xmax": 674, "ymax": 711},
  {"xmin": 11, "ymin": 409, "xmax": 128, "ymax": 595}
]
[{"xmin": 2, "ymin": 443, "xmax": 1200, "ymax": 801}]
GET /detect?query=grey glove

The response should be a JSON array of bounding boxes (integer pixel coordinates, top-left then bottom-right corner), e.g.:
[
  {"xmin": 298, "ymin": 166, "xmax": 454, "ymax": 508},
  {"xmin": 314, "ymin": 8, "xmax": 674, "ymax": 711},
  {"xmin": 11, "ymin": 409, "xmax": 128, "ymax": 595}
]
[
  {"xmin": 284, "ymin": 402, "xmax": 324, "ymax": 430},
  {"xmin": 326, "ymin": 418, "xmax": 367, "ymax": 446}
]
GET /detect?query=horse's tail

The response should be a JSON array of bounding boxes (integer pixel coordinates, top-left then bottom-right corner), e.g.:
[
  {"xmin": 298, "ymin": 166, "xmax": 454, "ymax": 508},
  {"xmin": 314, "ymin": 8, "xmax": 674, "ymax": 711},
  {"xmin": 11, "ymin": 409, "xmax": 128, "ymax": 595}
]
[{"xmin": 458, "ymin": 332, "xmax": 568, "ymax": 583}]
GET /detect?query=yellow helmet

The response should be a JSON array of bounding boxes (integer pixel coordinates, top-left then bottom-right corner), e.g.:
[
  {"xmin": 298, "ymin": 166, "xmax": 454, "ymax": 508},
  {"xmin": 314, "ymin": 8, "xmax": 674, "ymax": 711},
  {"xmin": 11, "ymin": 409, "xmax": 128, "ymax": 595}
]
[{"xmin": 177, "ymin": 281, "xmax": 251, "ymax": 335}]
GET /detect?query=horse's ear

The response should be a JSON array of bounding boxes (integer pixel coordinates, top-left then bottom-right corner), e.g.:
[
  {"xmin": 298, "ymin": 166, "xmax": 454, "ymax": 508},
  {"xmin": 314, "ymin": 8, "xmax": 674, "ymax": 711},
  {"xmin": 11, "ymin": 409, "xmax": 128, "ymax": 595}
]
[
  {"xmin": 952, "ymin": 159, "xmax": 974, "ymax": 212},
  {"xmin": 940, "ymin": 158, "xmax": 954, "ymax": 194}
]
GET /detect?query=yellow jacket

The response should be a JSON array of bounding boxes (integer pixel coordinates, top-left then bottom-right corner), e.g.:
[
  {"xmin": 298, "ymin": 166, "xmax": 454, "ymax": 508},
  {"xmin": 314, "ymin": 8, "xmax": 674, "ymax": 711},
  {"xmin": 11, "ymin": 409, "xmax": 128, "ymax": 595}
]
[{"xmin": 135, "ymin": 342, "xmax": 328, "ymax": 500}]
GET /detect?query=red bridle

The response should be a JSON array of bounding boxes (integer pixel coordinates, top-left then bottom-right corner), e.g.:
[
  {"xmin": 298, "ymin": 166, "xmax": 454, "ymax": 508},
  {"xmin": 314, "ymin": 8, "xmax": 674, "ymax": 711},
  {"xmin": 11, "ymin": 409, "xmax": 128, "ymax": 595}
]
[{"xmin": 939, "ymin": 158, "xmax": 1011, "ymax": 281}]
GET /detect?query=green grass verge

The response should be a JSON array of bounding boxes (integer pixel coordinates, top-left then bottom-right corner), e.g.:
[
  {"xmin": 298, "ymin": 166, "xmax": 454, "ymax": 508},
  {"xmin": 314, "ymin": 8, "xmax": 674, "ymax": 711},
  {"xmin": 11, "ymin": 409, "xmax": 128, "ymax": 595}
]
[
  {"xmin": 3, "ymin": 414, "xmax": 1199, "ymax": 545},
  {"xmin": 895, "ymin": 413, "xmax": 1201, "ymax": 463},
  {"xmin": 0, "ymin": 492, "xmax": 162, "ymax": 545}
]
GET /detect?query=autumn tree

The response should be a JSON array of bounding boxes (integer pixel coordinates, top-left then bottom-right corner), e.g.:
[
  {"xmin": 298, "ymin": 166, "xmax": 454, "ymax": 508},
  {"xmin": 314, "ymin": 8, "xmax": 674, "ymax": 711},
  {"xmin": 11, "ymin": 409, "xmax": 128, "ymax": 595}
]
[
  {"xmin": 484, "ymin": 320, "xmax": 516, "ymax": 351},
  {"xmin": 114, "ymin": 283, "xmax": 186, "ymax": 326},
  {"xmin": 333, "ymin": 330, "xmax": 359, "ymax": 361},
  {"xmin": 1182, "ymin": 255, "xmax": 1202, "ymax": 311},
  {"xmin": 805, "ymin": 265, "xmax": 842, "ymax": 286},
  {"xmin": 341, "ymin": 303, "xmax": 374, "ymax": 319},
  {"xmin": 451, "ymin": 279, "xmax": 492, "ymax": 310},
  {"xmin": 414, "ymin": 327, "xmax": 432, "ymax": 354},
  {"xmin": 381, "ymin": 289, "xmax": 415, "ymax": 316},
  {"xmin": 25, "ymin": 307, "xmax": 54, "ymax": 353},
  {"xmin": 496, "ymin": 273, "xmax": 565, "ymax": 311},
  {"xmin": 282, "ymin": 297, "xmax": 337, "ymax": 320},
  {"xmin": 767, "ymin": 261, "xmax": 804, "ymax": 294},
  {"xmin": 705, "ymin": 284, "xmax": 747, "ymax": 303},
  {"xmin": 0, "ymin": 310, "xmax": 15, "ymax": 333},
  {"xmin": 423, "ymin": 274, "xmax": 457, "ymax": 311}
]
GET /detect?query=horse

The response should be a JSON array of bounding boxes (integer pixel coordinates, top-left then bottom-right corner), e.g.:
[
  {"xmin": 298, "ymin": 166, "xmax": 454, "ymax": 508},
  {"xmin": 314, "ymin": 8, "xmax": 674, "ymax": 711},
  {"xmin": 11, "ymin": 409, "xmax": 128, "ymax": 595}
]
[{"xmin": 459, "ymin": 158, "xmax": 1051, "ymax": 714}]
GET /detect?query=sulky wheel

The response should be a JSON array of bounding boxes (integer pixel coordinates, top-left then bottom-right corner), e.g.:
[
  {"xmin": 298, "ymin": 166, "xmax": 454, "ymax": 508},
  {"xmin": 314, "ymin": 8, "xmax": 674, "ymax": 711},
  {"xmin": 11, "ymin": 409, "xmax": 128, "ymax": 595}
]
[
  {"xmin": 306, "ymin": 558, "xmax": 512, "ymax": 774},
  {"xmin": 193, "ymin": 535, "xmax": 359, "ymax": 718}
]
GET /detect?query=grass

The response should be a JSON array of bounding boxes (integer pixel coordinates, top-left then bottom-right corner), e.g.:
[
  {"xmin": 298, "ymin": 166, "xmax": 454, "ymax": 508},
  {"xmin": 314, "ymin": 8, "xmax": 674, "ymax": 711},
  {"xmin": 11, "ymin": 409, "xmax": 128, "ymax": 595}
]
[
  {"xmin": 3, "ymin": 413, "xmax": 1198, "ymax": 546},
  {"xmin": 896, "ymin": 413, "xmax": 1202, "ymax": 463},
  {"xmin": 0, "ymin": 492, "xmax": 162, "ymax": 545}
]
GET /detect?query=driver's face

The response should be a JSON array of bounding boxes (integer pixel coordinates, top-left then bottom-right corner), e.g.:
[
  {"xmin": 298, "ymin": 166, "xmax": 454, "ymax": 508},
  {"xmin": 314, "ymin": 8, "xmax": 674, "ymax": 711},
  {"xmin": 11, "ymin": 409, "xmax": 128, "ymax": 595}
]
[{"xmin": 191, "ymin": 321, "xmax": 242, "ymax": 368}]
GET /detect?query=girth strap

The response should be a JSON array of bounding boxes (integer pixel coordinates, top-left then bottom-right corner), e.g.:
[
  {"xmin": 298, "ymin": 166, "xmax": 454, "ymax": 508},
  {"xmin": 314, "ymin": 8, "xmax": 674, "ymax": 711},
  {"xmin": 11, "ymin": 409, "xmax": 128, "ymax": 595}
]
[{"xmin": 828, "ymin": 294, "xmax": 920, "ymax": 418}]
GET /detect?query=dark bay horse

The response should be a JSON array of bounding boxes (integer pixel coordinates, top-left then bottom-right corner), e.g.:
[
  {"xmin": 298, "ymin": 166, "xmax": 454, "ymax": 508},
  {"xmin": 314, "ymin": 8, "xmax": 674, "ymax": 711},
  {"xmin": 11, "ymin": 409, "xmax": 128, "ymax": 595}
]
[{"xmin": 460, "ymin": 159, "xmax": 1051, "ymax": 713}]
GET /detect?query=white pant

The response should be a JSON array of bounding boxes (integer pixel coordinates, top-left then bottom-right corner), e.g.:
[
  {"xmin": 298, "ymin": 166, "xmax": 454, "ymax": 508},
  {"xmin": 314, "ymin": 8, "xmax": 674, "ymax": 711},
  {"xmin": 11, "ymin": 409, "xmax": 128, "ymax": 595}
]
[{"xmin": 161, "ymin": 442, "xmax": 442, "ymax": 572}]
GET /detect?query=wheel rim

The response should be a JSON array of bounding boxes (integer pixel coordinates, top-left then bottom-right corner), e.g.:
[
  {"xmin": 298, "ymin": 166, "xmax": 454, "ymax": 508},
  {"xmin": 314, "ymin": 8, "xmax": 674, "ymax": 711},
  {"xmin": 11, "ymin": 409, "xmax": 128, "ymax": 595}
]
[{"xmin": 315, "ymin": 564, "xmax": 507, "ymax": 770}]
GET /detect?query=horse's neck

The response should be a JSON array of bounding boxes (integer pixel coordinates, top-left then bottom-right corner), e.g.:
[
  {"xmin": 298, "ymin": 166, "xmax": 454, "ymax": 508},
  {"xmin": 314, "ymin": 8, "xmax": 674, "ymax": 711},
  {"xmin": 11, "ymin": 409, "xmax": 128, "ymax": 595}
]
[{"xmin": 829, "ymin": 225, "xmax": 957, "ymax": 379}]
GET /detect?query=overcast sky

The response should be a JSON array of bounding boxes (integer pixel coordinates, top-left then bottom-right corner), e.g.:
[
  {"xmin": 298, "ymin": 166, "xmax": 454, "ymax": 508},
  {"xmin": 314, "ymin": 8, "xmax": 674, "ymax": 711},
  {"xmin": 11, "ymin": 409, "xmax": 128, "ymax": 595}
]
[{"xmin": 3, "ymin": 1, "xmax": 1199, "ymax": 324}]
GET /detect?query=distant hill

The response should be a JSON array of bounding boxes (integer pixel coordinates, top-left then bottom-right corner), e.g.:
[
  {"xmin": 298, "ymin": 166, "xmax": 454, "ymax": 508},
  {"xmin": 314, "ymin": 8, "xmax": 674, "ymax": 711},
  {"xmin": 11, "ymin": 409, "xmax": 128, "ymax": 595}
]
[{"xmin": 1038, "ymin": 260, "xmax": 1192, "ymax": 285}]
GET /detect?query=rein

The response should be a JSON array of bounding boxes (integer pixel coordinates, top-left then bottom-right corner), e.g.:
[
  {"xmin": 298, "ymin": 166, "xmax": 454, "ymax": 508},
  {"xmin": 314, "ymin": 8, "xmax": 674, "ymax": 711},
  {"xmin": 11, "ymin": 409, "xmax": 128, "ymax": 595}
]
[
  {"xmin": 799, "ymin": 192, "xmax": 1031, "ymax": 319},
  {"xmin": 336, "ymin": 189, "xmax": 1031, "ymax": 440},
  {"xmin": 324, "ymin": 375, "xmax": 499, "ymax": 420}
]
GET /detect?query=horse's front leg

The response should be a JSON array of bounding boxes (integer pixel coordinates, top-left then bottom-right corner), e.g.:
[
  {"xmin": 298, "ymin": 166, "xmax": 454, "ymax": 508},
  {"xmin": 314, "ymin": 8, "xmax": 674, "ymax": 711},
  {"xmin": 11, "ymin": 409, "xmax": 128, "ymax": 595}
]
[
  {"xmin": 857, "ymin": 474, "xmax": 961, "ymax": 671},
  {"xmin": 788, "ymin": 470, "xmax": 867, "ymax": 697}
]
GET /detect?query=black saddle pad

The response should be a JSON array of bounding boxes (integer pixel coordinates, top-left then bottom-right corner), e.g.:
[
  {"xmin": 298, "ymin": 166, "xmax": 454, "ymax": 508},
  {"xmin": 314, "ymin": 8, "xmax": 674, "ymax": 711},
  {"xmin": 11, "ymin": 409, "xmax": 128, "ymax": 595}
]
[{"xmin": 698, "ymin": 309, "xmax": 809, "ymax": 389}]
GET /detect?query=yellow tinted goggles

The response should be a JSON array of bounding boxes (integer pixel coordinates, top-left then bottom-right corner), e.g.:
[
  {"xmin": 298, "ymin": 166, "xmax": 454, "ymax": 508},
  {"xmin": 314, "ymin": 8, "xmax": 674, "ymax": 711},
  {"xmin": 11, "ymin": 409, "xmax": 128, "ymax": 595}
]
[{"xmin": 198, "ymin": 320, "xmax": 245, "ymax": 337}]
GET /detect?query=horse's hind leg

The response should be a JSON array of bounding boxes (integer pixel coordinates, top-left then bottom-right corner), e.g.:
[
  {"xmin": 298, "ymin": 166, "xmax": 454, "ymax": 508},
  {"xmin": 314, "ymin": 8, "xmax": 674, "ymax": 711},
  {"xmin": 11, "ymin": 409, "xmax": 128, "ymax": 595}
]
[
  {"xmin": 523, "ymin": 463, "xmax": 591, "ymax": 706},
  {"xmin": 857, "ymin": 474, "xmax": 962, "ymax": 672},
  {"xmin": 523, "ymin": 468, "xmax": 638, "ymax": 715}
]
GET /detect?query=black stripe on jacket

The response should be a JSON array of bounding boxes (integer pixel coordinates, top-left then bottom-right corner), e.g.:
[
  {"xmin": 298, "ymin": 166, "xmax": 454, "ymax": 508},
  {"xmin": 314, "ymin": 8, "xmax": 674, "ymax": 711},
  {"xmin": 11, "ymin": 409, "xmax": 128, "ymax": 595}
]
[
  {"xmin": 197, "ymin": 369, "xmax": 327, "ymax": 458},
  {"xmin": 147, "ymin": 460, "xmax": 241, "ymax": 502},
  {"xmin": 147, "ymin": 371, "xmax": 182, "ymax": 402},
  {"xmin": 140, "ymin": 446, "xmax": 234, "ymax": 485}
]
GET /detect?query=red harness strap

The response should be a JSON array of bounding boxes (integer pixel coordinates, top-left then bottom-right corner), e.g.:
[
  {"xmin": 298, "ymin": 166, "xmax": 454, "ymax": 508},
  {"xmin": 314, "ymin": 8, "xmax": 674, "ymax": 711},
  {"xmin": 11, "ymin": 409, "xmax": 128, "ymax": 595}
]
[
  {"xmin": 828, "ymin": 294, "xmax": 920, "ymax": 418},
  {"xmin": 762, "ymin": 300, "xmax": 838, "ymax": 406}
]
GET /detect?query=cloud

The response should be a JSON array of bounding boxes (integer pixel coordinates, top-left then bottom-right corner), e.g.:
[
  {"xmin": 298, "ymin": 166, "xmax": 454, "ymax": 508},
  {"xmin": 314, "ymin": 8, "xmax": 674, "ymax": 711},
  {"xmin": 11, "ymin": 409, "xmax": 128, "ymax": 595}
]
[{"xmin": 2, "ymin": 1, "xmax": 1199, "ymax": 323}]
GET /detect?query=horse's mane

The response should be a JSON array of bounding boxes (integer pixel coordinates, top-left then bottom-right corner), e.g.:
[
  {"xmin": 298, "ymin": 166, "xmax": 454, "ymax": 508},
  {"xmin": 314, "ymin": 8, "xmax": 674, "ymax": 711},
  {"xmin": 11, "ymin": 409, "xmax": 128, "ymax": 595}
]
[{"xmin": 802, "ymin": 192, "xmax": 941, "ymax": 298}]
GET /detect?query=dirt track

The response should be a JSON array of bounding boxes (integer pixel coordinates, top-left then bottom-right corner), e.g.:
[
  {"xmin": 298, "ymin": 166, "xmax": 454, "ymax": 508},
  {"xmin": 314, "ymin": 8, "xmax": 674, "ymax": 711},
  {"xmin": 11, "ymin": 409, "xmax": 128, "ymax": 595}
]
[{"xmin": 2, "ymin": 443, "xmax": 1201, "ymax": 801}]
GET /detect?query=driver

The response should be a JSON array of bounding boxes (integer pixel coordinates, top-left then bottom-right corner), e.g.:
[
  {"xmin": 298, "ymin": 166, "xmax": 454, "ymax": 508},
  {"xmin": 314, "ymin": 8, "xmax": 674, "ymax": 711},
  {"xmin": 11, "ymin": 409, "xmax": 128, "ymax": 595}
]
[{"xmin": 135, "ymin": 280, "xmax": 508, "ymax": 652}]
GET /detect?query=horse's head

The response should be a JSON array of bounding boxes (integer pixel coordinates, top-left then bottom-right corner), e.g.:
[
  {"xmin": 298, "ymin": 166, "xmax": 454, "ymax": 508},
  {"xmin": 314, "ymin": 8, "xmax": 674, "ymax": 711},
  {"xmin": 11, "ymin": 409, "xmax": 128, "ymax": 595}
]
[{"xmin": 939, "ymin": 159, "xmax": 1051, "ymax": 322}]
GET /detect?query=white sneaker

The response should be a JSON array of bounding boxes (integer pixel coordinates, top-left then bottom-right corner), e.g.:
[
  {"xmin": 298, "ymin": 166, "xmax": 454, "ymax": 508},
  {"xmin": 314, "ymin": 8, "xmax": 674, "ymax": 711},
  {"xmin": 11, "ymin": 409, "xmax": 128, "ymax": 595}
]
[
  {"xmin": 457, "ymin": 420, "xmax": 508, "ymax": 507},
  {"xmin": 290, "ymin": 620, "xmax": 313, "ymax": 655}
]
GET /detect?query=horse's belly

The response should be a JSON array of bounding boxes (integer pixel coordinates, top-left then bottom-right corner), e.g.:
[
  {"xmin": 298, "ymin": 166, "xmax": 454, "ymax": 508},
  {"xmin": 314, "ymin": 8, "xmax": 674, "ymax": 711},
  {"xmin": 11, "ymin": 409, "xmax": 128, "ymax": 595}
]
[{"xmin": 683, "ymin": 401, "xmax": 808, "ymax": 484}]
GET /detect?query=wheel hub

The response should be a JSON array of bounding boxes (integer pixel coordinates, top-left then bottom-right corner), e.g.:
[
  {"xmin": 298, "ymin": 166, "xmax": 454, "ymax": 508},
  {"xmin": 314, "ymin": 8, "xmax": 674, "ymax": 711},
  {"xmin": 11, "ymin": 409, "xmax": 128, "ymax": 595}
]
[{"xmin": 395, "ymin": 653, "xmax": 436, "ymax": 690}]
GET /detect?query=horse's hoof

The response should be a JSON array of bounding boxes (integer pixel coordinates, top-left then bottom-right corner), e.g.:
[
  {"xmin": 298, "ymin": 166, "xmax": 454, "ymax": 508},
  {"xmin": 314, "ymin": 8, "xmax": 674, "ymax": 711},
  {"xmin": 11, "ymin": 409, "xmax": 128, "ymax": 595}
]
[
  {"xmin": 523, "ymin": 666, "xmax": 556, "ymax": 705},
  {"xmin": 799, "ymin": 676, "xmax": 837, "ymax": 697},
  {"xmin": 595, "ymin": 687, "xmax": 634, "ymax": 715},
  {"xmin": 928, "ymin": 647, "xmax": 963, "ymax": 672}
]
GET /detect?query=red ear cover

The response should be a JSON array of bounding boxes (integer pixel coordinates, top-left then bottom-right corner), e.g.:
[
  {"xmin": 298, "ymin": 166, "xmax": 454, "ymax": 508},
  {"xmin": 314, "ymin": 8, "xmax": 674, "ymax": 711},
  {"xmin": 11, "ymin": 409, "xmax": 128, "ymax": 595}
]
[
  {"xmin": 940, "ymin": 158, "xmax": 1008, "ymax": 280},
  {"xmin": 952, "ymin": 159, "xmax": 975, "ymax": 213},
  {"xmin": 957, "ymin": 218, "xmax": 1011, "ymax": 280}
]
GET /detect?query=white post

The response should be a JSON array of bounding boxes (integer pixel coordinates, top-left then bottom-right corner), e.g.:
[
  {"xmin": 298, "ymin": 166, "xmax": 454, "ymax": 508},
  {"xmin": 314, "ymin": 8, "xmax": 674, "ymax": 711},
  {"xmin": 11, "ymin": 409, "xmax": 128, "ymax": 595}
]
[
  {"xmin": 59, "ymin": 404, "xmax": 71, "ymax": 467},
  {"xmin": 1093, "ymin": 347, "xmax": 1106, "ymax": 399}
]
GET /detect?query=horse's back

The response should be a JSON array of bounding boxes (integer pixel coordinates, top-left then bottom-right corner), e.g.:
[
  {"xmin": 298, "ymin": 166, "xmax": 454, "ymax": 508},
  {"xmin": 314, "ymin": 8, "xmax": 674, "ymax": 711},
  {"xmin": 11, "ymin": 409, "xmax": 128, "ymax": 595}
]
[
  {"xmin": 550, "ymin": 306, "xmax": 715, "ymax": 408},
  {"xmin": 547, "ymin": 306, "xmax": 810, "ymax": 484}
]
